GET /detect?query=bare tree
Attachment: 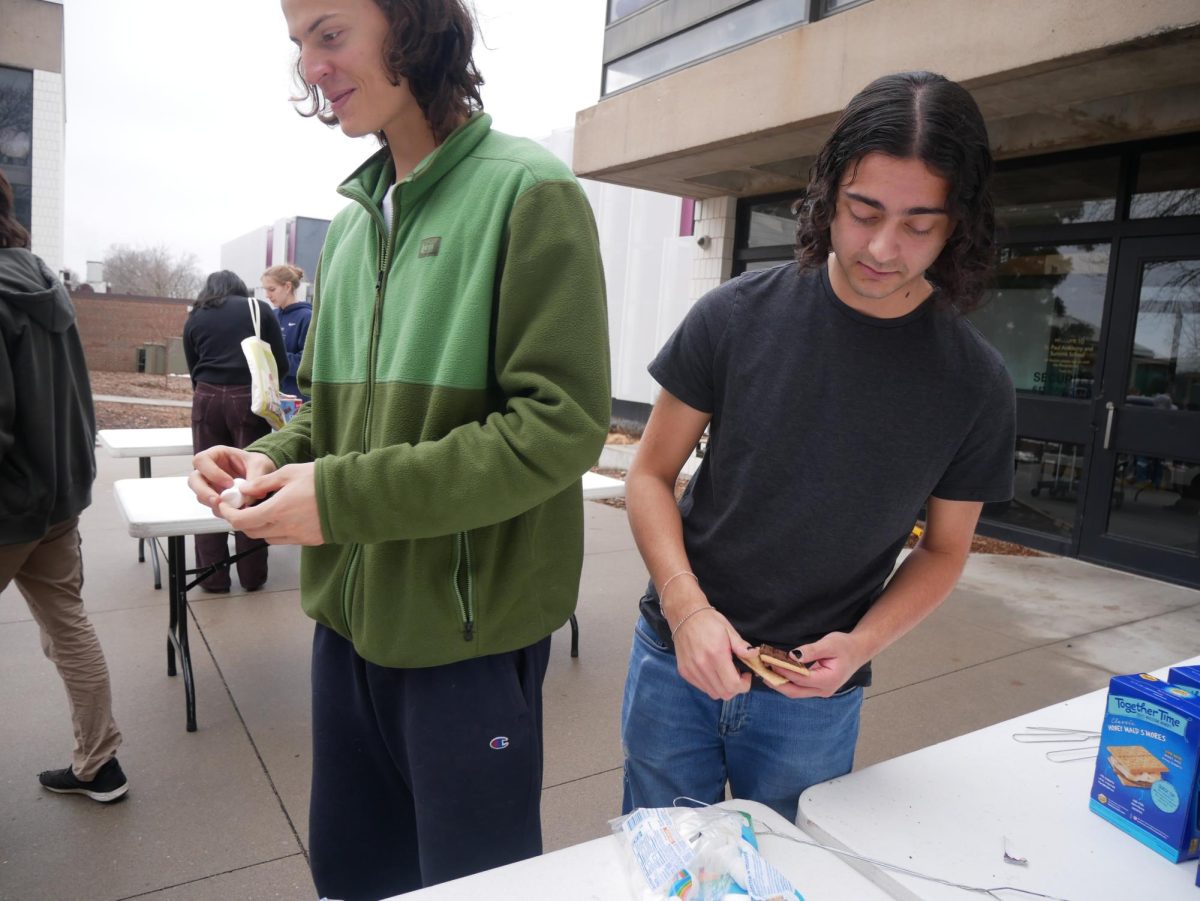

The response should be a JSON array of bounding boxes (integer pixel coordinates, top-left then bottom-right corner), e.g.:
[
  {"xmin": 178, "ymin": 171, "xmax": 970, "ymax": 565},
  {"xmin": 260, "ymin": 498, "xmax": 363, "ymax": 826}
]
[{"xmin": 102, "ymin": 244, "xmax": 204, "ymax": 298}]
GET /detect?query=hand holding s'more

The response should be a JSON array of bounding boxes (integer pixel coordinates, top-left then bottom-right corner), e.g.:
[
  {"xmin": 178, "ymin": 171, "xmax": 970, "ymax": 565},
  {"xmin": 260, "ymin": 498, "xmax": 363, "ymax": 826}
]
[{"xmin": 740, "ymin": 644, "xmax": 811, "ymax": 687}]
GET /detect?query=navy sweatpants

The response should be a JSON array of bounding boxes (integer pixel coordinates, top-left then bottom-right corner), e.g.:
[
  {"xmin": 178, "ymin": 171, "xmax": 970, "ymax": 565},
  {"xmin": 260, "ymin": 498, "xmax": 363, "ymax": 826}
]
[{"xmin": 308, "ymin": 624, "xmax": 551, "ymax": 900}]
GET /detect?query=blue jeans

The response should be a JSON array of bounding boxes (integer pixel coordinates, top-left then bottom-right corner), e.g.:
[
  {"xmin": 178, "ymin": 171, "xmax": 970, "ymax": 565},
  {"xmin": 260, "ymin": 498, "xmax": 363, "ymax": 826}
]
[{"xmin": 621, "ymin": 616, "xmax": 863, "ymax": 823}]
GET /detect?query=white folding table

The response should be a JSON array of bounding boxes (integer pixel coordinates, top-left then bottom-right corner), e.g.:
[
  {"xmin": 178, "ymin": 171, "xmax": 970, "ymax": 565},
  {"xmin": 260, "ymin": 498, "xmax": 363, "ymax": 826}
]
[
  {"xmin": 581, "ymin": 470, "xmax": 624, "ymax": 500},
  {"xmin": 113, "ymin": 476, "xmax": 241, "ymax": 732},
  {"xmin": 97, "ymin": 427, "xmax": 193, "ymax": 462},
  {"xmin": 394, "ymin": 799, "xmax": 896, "ymax": 900},
  {"xmin": 797, "ymin": 655, "xmax": 1200, "ymax": 901},
  {"xmin": 98, "ymin": 428, "xmax": 193, "ymax": 589},
  {"xmin": 112, "ymin": 470, "xmax": 627, "ymax": 731}
]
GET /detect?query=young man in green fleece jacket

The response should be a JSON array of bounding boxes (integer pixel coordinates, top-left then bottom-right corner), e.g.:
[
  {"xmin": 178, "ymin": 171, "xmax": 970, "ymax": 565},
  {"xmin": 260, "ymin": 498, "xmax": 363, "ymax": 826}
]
[{"xmin": 188, "ymin": 2, "xmax": 609, "ymax": 897}]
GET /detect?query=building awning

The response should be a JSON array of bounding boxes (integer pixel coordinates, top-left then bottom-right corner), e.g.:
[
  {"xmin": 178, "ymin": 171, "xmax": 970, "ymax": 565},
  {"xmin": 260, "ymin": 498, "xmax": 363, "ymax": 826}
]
[{"xmin": 572, "ymin": 0, "xmax": 1200, "ymax": 198}]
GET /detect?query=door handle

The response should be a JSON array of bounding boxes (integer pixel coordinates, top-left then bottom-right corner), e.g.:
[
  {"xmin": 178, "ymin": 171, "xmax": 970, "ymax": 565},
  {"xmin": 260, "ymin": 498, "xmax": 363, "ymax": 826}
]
[{"xmin": 1103, "ymin": 401, "xmax": 1115, "ymax": 450}]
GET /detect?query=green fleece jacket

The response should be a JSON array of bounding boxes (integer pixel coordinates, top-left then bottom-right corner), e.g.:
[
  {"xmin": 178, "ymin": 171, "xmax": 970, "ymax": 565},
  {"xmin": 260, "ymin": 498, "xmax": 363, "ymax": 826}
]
[{"xmin": 248, "ymin": 113, "xmax": 610, "ymax": 668}]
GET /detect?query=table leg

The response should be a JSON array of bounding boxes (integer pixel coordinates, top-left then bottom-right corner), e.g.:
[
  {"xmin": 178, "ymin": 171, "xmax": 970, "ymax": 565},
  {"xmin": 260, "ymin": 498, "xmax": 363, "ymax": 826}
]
[
  {"xmin": 166, "ymin": 534, "xmax": 197, "ymax": 732},
  {"xmin": 162, "ymin": 537, "xmax": 265, "ymax": 735},
  {"xmin": 149, "ymin": 538, "xmax": 162, "ymax": 590},
  {"xmin": 166, "ymin": 553, "xmax": 177, "ymax": 677},
  {"xmin": 570, "ymin": 613, "xmax": 579, "ymax": 658},
  {"xmin": 164, "ymin": 541, "xmax": 264, "ymax": 735},
  {"xmin": 137, "ymin": 457, "xmax": 163, "ymax": 590}
]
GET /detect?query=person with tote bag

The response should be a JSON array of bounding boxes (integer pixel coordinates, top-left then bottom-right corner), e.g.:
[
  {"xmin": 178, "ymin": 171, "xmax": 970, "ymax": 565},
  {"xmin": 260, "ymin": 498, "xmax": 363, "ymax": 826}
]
[
  {"xmin": 261, "ymin": 263, "xmax": 312, "ymax": 404},
  {"xmin": 182, "ymin": 270, "xmax": 288, "ymax": 592}
]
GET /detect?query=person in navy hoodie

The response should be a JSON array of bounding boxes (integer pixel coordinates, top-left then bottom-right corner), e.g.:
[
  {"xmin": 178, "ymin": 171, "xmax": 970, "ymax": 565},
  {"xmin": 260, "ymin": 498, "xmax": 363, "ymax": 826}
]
[{"xmin": 261, "ymin": 264, "xmax": 312, "ymax": 402}]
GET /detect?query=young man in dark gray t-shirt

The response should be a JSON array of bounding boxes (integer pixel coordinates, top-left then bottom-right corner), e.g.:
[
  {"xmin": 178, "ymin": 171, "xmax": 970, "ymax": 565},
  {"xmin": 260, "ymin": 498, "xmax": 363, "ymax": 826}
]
[{"xmin": 621, "ymin": 71, "xmax": 1016, "ymax": 822}]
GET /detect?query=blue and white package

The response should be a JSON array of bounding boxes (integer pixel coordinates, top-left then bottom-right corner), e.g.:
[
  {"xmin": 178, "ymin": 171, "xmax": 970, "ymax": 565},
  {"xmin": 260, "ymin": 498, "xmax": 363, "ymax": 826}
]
[
  {"xmin": 1089, "ymin": 673, "xmax": 1200, "ymax": 863},
  {"xmin": 612, "ymin": 807, "xmax": 804, "ymax": 900},
  {"xmin": 1168, "ymin": 665, "xmax": 1200, "ymax": 695}
]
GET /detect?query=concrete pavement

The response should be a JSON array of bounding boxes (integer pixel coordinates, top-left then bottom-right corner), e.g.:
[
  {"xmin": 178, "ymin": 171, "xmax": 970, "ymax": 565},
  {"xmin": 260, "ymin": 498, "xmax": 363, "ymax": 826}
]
[{"xmin": 2, "ymin": 451, "xmax": 1199, "ymax": 899}]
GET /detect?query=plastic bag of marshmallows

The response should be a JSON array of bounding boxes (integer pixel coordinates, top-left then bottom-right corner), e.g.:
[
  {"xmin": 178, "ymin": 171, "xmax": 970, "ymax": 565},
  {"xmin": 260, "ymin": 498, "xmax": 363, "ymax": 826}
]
[{"xmin": 610, "ymin": 806, "xmax": 804, "ymax": 901}]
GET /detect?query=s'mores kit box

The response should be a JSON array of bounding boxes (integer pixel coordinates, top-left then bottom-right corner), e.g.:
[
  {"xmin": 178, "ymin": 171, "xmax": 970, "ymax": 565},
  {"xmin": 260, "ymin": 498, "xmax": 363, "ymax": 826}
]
[
  {"xmin": 1169, "ymin": 665, "xmax": 1200, "ymax": 694},
  {"xmin": 1090, "ymin": 673, "xmax": 1200, "ymax": 862}
]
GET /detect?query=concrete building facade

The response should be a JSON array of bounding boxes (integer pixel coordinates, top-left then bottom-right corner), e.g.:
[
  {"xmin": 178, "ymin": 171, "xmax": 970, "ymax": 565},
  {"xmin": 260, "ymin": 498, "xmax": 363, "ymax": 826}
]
[
  {"xmin": 540, "ymin": 126, "xmax": 695, "ymax": 421},
  {"xmin": 0, "ymin": 0, "xmax": 65, "ymax": 272},
  {"xmin": 220, "ymin": 216, "xmax": 332, "ymax": 303},
  {"xmin": 574, "ymin": 0, "xmax": 1200, "ymax": 586}
]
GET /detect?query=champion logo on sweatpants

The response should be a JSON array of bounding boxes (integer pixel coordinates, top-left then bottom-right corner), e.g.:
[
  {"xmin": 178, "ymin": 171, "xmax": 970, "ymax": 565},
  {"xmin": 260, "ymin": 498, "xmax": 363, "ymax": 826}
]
[{"xmin": 489, "ymin": 736, "xmax": 510, "ymax": 750}]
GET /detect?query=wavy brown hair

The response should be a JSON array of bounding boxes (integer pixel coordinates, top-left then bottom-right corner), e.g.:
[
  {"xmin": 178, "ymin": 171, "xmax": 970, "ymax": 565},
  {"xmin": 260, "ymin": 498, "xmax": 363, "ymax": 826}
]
[
  {"xmin": 292, "ymin": 0, "xmax": 484, "ymax": 145},
  {"xmin": 0, "ymin": 171, "xmax": 30, "ymax": 250},
  {"xmin": 794, "ymin": 71, "xmax": 995, "ymax": 312}
]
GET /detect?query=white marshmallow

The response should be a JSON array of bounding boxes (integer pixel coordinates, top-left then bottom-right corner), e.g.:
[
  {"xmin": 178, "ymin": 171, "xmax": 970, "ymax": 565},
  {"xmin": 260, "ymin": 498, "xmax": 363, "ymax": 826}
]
[{"xmin": 220, "ymin": 478, "xmax": 248, "ymax": 510}]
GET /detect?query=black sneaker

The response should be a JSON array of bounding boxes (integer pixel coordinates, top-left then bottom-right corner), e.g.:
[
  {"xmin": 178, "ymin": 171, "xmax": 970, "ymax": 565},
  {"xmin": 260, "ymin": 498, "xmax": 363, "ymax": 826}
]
[{"xmin": 38, "ymin": 757, "xmax": 128, "ymax": 803}]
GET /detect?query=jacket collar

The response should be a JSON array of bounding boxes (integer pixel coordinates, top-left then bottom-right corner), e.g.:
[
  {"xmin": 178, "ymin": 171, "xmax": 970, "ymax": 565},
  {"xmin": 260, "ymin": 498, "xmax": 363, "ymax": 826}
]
[{"xmin": 337, "ymin": 112, "xmax": 492, "ymax": 220}]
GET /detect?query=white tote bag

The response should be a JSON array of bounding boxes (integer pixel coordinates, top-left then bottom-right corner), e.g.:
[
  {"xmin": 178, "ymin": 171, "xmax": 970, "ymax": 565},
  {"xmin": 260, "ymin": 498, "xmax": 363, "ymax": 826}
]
[{"xmin": 241, "ymin": 297, "xmax": 286, "ymax": 430}]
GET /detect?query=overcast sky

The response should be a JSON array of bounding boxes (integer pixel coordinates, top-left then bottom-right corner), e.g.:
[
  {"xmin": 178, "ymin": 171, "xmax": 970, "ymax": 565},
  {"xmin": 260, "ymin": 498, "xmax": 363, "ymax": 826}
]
[{"xmin": 60, "ymin": 0, "xmax": 607, "ymax": 276}]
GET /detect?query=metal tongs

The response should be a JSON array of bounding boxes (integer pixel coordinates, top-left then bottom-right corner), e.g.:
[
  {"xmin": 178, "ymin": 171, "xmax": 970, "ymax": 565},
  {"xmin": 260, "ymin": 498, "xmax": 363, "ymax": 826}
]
[{"xmin": 1011, "ymin": 725, "xmax": 1100, "ymax": 762}]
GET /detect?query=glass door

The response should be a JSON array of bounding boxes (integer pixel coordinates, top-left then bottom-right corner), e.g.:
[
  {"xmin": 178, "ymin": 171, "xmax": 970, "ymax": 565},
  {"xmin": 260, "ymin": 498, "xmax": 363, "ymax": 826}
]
[
  {"xmin": 970, "ymin": 241, "xmax": 1113, "ymax": 555},
  {"xmin": 1078, "ymin": 236, "xmax": 1200, "ymax": 586}
]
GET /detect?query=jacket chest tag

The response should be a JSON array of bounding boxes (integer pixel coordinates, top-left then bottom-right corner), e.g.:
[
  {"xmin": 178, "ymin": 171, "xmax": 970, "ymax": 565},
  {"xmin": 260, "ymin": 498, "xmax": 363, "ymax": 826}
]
[{"xmin": 418, "ymin": 237, "xmax": 442, "ymax": 258}]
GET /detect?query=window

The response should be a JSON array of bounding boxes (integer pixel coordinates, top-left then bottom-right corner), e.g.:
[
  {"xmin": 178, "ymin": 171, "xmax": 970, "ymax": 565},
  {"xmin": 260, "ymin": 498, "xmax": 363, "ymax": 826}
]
[
  {"xmin": 992, "ymin": 156, "xmax": 1119, "ymax": 229},
  {"xmin": 970, "ymin": 244, "xmax": 1111, "ymax": 398},
  {"xmin": 0, "ymin": 65, "xmax": 34, "ymax": 234},
  {"xmin": 734, "ymin": 193, "xmax": 797, "ymax": 275},
  {"xmin": 1130, "ymin": 144, "xmax": 1200, "ymax": 219},
  {"xmin": 604, "ymin": 0, "xmax": 807, "ymax": 94},
  {"xmin": 1106, "ymin": 452, "xmax": 1200, "ymax": 553},
  {"xmin": 746, "ymin": 197, "xmax": 797, "ymax": 248},
  {"xmin": 10, "ymin": 182, "xmax": 31, "ymax": 232},
  {"xmin": 986, "ymin": 437, "xmax": 1086, "ymax": 539},
  {"xmin": 678, "ymin": 197, "xmax": 696, "ymax": 237},
  {"xmin": 0, "ymin": 67, "xmax": 33, "ymax": 168},
  {"xmin": 1126, "ymin": 259, "xmax": 1200, "ymax": 412},
  {"xmin": 608, "ymin": 0, "xmax": 661, "ymax": 24},
  {"xmin": 820, "ymin": 0, "xmax": 873, "ymax": 14}
]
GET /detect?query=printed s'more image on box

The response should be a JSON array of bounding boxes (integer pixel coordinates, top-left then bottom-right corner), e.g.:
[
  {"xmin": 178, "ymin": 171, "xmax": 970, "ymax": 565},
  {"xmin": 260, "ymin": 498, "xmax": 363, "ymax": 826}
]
[{"xmin": 1107, "ymin": 745, "xmax": 1170, "ymax": 788}]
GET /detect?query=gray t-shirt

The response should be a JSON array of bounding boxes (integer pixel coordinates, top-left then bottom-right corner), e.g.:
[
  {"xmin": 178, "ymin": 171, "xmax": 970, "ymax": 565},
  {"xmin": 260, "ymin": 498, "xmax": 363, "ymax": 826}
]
[{"xmin": 642, "ymin": 262, "xmax": 1015, "ymax": 685}]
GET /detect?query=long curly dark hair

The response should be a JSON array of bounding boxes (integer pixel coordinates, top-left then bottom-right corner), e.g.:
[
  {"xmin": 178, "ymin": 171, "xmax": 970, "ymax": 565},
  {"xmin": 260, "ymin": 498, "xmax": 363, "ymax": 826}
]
[
  {"xmin": 794, "ymin": 71, "xmax": 995, "ymax": 312},
  {"xmin": 193, "ymin": 271, "xmax": 250, "ymax": 311},
  {"xmin": 292, "ymin": 0, "xmax": 484, "ymax": 146}
]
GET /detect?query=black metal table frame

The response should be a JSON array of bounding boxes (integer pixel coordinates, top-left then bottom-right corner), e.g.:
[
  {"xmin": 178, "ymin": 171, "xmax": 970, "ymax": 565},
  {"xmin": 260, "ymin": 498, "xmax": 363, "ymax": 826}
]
[
  {"xmin": 136, "ymin": 457, "xmax": 163, "ymax": 589},
  {"xmin": 162, "ymin": 541, "xmax": 579, "ymax": 733},
  {"xmin": 162, "ymin": 536, "xmax": 264, "ymax": 732}
]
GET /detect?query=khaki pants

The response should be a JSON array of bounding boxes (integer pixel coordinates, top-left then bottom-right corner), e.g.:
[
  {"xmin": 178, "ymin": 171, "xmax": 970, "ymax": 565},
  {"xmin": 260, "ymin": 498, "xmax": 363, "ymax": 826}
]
[{"xmin": 0, "ymin": 517, "xmax": 122, "ymax": 780}]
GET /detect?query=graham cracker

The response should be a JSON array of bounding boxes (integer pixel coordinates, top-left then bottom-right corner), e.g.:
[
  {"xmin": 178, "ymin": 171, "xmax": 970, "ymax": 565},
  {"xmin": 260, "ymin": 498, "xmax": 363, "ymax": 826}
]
[{"xmin": 739, "ymin": 653, "xmax": 789, "ymax": 687}]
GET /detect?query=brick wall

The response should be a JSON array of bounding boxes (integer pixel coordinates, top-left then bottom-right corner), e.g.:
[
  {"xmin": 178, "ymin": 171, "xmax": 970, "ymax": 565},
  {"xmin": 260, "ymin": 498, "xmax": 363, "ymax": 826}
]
[{"xmin": 71, "ymin": 291, "xmax": 191, "ymax": 373}]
